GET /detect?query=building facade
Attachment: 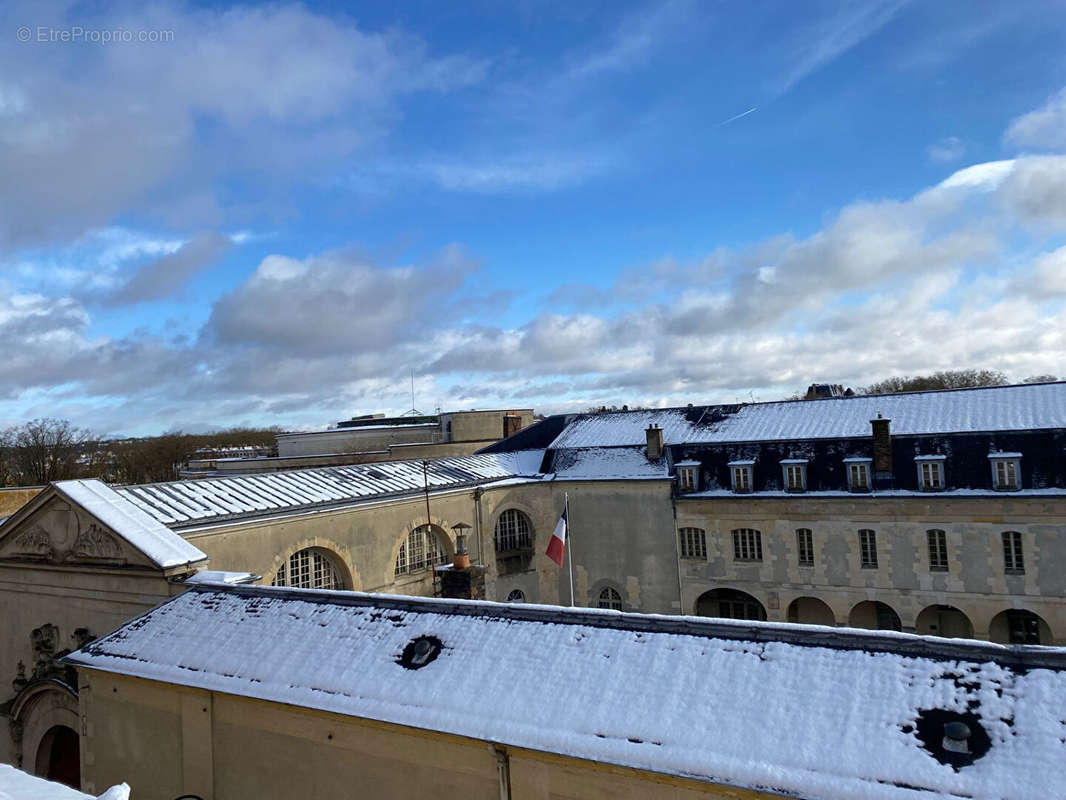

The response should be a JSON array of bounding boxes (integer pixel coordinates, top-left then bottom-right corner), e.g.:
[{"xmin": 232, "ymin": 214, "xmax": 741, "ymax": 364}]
[
  {"xmin": 65, "ymin": 583, "xmax": 1066, "ymax": 800},
  {"xmin": 4, "ymin": 382, "xmax": 1066, "ymax": 788}
]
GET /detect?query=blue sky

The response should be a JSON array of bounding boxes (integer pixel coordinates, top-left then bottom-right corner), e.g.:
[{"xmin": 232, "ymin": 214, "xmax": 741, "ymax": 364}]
[{"xmin": 2, "ymin": 0, "xmax": 1066, "ymax": 436}]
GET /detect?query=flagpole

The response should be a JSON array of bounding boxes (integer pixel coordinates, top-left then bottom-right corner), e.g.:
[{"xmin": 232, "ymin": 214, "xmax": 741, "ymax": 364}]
[{"xmin": 565, "ymin": 492, "xmax": 575, "ymax": 607}]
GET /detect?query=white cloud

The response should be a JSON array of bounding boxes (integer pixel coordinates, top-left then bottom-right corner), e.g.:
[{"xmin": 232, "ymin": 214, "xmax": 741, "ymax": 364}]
[
  {"xmin": 1005, "ymin": 87, "xmax": 1066, "ymax": 151},
  {"xmin": 775, "ymin": 0, "xmax": 909, "ymax": 93},
  {"xmin": 0, "ymin": 1, "xmax": 485, "ymax": 251},
  {"xmin": 938, "ymin": 159, "xmax": 1016, "ymax": 190},
  {"xmin": 927, "ymin": 136, "xmax": 965, "ymax": 163}
]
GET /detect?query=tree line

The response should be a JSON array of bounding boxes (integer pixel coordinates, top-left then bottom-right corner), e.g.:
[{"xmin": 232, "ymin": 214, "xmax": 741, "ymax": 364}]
[{"xmin": 0, "ymin": 419, "xmax": 280, "ymax": 487}]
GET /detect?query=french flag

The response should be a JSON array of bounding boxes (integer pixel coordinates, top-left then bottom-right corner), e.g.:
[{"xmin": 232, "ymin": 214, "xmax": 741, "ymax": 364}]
[{"xmin": 545, "ymin": 507, "xmax": 568, "ymax": 566}]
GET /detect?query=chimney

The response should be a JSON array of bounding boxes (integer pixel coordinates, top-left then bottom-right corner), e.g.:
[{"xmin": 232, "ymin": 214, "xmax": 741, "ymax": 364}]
[
  {"xmin": 646, "ymin": 424, "xmax": 663, "ymax": 460},
  {"xmin": 870, "ymin": 414, "xmax": 893, "ymax": 486},
  {"xmin": 503, "ymin": 413, "xmax": 522, "ymax": 439}
]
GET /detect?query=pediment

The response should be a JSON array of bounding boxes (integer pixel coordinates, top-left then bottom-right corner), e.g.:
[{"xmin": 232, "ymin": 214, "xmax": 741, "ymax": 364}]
[{"xmin": 0, "ymin": 491, "xmax": 158, "ymax": 570}]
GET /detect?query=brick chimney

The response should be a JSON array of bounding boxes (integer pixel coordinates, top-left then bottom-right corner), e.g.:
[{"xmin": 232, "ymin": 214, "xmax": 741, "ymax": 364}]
[
  {"xmin": 646, "ymin": 424, "xmax": 663, "ymax": 460},
  {"xmin": 870, "ymin": 414, "xmax": 893, "ymax": 487}
]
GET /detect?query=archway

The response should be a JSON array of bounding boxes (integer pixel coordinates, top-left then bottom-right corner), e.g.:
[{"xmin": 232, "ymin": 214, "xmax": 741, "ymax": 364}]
[
  {"xmin": 695, "ymin": 589, "xmax": 766, "ymax": 621},
  {"xmin": 786, "ymin": 596, "xmax": 835, "ymax": 626},
  {"xmin": 989, "ymin": 608, "xmax": 1052, "ymax": 645},
  {"xmin": 34, "ymin": 725, "xmax": 80, "ymax": 788},
  {"xmin": 848, "ymin": 600, "xmax": 902, "ymax": 632},
  {"xmin": 916, "ymin": 605, "xmax": 974, "ymax": 639}
]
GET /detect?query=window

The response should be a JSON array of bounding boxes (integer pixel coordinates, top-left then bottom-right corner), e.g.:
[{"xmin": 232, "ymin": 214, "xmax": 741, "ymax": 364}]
[
  {"xmin": 1003, "ymin": 531, "xmax": 1024, "ymax": 574},
  {"xmin": 915, "ymin": 456, "xmax": 945, "ymax": 490},
  {"xmin": 845, "ymin": 459, "xmax": 871, "ymax": 492},
  {"xmin": 796, "ymin": 528, "xmax": 814, "ymax": 567},
  {"xmin": 1007, "ymin": 609, "xmax": 1041, "ymax": 644},
  {"xmin": 506, "ymin": 589, "xmax": 525, "ymax": 603},
  {"xmin": 927, "ymin": 529, "xmax": 948, "ymax": 572},
  {"xmin": 781, "ymin": 460, "xmax": 807, "ymax": 492},
  {"xmin": 989, "ymin": 454, "xmax": 1021, "ymax": 491},
  {"xmin": 676, "ymin": 462, "xmax": 699, "ymax": 492},
  {"xmin": 272, "ymin": 548, "xmax": 343, "ymax": 590},
  {"xmin": 859, "ymin": 529, "xmax": 878, "ymax": 569},
  {"xmin": 732, "ymin": 528, "xmax": 763, "ymax": 562},
  {"xmin": 394, "ymin": 526, "xmax": 446, "ymax": 577},
  {"xmin": 678, "ymin": 527, "xmax": 707, "ymax": 560},
  {"xmin": 729, "ymin": 461, "xmax": 754, "ymax": 493},
  {"xmin": 494, "ymin": 509, "xmax": 533, "ymax": 552},
  {"xmin": 598, "ymin": 587, "xmax": 623, "ymax": 610}
]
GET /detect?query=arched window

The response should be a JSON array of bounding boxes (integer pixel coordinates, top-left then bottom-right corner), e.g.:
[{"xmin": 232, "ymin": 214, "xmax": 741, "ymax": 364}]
[
  {"xmin": 395, "ymin": 526, "xmax": 446, "ymax": 577},
  {"xmin": 494, "ymin": 509, "xmax": 533, "ymax": 552},
  {"xmin": 272, "ymin": 548, "xmax": 344, "ymax": 590},
  {"xmin": 506, "ymin": 589, "xmax": 525, "ymax": 603},
  {"xmin": 598, "ymin": 586, "xmax": 623, "ymax": 610}
]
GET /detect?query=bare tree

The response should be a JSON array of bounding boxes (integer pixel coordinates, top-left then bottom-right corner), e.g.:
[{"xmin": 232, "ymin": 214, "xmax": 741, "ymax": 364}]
[
  {"xmin": 1023, "ymin": 374, "xmax": 1059, "ymax": 383},
  {"xmin": 5, "ymin": 418, "xmax": 92, "ymax": 485},
  {"xmin": 861, "ymin": 369, "xmax": 1009, "ymax": 395}
]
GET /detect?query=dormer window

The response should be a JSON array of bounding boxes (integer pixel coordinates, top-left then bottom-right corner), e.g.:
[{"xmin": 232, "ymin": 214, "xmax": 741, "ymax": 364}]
[
  {"xmin": 728, "ymin": 460, "xmax": 754, "ymax": 493},
  {"xmin": 676, "ymin": 461, "xmax": 700, "ymax": 493},
  {"xmin": 915, "ymin": 455, "xmax": 946, "ymax": 491},
  {"xmin": 844, "ymin": 458, "xmax": 872, "ymax": 492},
  {"xmin": 780, "ymin": 459, "xmax": 807, "ymax": 492},
  {"xmin": 989, "ymin": 453, "xmax": 1022, "ymax": 491}
]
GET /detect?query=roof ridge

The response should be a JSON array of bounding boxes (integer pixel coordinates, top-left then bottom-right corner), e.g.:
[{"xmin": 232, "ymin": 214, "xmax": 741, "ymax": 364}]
[{"xmin": 174, "ymin": 583, "xmax": 1066, "ymax": 670}]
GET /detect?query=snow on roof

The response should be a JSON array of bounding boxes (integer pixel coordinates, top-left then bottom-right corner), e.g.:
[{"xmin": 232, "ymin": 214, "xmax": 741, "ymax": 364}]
[
  {"xmin": 114, "ymin": 451, "xmax": 545, "ymax": 530},
  {"xmin": 0, "ymin": 764, "xmax": 129, "ymax": 800},
  {"xmin": 184, "ymin": 570, "xmax": 259, "ymax": 585},
  {"xmin": 989, "ymin": 452, "xmax": 1023, "ymax": 458},
  {"xmin": 549, "ymin": 447, "xmax": 669, "ymax": 480},
  {"xmin": 54, "ymin": 480, "xmax": 207, "ymax": 569},
  {"xmin": 549, "ymin": 383, "xmax": 1066, "ymax": 447},
  {"xmin": 67, "ymin": 585, "xmax": 1066, "ymax": 800}
]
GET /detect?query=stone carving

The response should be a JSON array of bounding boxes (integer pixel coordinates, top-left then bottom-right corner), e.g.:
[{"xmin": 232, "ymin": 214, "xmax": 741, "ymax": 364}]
[
  {"xmin": 10, "ymin": 526, "xmax": 53, "ymax": 559},
  {"xmin": 1, "ymin": 503, "xmax": 127, "ymax": 565},
  {"xmin": 72, "ymin": 523, "xmax": 123, "ymax": 561},
  {"xmin": 11, "ymin": 661, "xmax": 26, "ymax": 695},
  {"xmin": 31, "ymin": 624, "xmax": 60, "ymax": 681}
]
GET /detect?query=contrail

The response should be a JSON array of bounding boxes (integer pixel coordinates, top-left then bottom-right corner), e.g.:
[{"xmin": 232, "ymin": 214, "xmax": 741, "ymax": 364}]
[{"xmin": 716, "ymin": 106, "xmax": 758, "ymax": 127}]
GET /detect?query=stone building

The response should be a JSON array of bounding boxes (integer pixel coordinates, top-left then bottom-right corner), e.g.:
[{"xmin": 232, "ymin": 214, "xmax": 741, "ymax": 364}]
[
  {"xmin": 3, "ymin": 381, "xmax": 1066, "ymax": 788},
  {"xmin": 64, "ymin": 582, "xmax": 1066, "ymax": 799},
  {"xmin": 486, "ymin": 381, "xmax": 1066, "ymax": 643},
  {"xmin": 184, "ymin": 408, "xmax": 535, "ymax": 477}
]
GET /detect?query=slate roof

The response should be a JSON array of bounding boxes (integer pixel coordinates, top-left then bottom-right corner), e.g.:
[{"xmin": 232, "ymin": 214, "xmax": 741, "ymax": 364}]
[
  {"xmin": 547, "ymin": 382, "xmax": 1066, "ymax": 448},
  {"xmin": 66, "ymin": 584, "xmax": 1066, "ymax": 800}
]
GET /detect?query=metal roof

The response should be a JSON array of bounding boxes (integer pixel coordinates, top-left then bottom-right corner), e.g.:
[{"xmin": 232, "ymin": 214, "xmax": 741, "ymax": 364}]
[{"xmin": 115, "ymin": 451, "xmax": 544, "ymax": 530}]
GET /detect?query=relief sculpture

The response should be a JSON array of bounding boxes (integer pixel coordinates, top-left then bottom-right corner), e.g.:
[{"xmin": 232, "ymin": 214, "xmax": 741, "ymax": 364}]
[{"xmin": 72, "ymin": 523, "xmax": 124, "ymax": 561}]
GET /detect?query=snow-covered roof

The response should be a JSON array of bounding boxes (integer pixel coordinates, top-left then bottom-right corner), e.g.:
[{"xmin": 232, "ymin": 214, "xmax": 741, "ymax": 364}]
[
  {"xmin": 114, "ymin": 451, "xmax": 545, "ymax": 530},
  {"xmin": 67, "ymin": 584, "xmax": 1066, "ymax": 800},
  {"xmin": 183, "ymin": 570, "xmax": 259, "ymax": 585},
  {"xmin": 549, "ymin": 447, "xmax": 669, "ymax": 480},
  {"xmin": 549, "ymin": 382, "xmax": 1066, "ymax": 447},
  {"xmin": 0, "ymin": 763, "xmax": 128, "ymax": 800},
  {"xmin": 53, "ymin": 480, "xmax": 207, "ymax": 569}
]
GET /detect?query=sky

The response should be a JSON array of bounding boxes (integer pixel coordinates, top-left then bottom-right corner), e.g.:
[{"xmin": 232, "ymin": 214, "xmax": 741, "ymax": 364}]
[{"xmin": 2, "ymin": 0, "xmax": 1066, "ymax": 436}]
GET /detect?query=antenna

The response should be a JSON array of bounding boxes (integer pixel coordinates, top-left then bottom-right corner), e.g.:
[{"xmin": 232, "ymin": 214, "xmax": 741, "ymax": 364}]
[{"xmin": 402, "ymin": 369, "xmax": 422, "ymax": 417}]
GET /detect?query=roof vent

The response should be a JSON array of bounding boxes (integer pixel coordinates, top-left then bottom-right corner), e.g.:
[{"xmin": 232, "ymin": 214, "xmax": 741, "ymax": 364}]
[
  {"xmin": 913, "ymin": 708, "xmax": 990, "ymax": 770},
  {"xmin": 397, "ymin": 635, "xmax": 443, "ymax": 670}
]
